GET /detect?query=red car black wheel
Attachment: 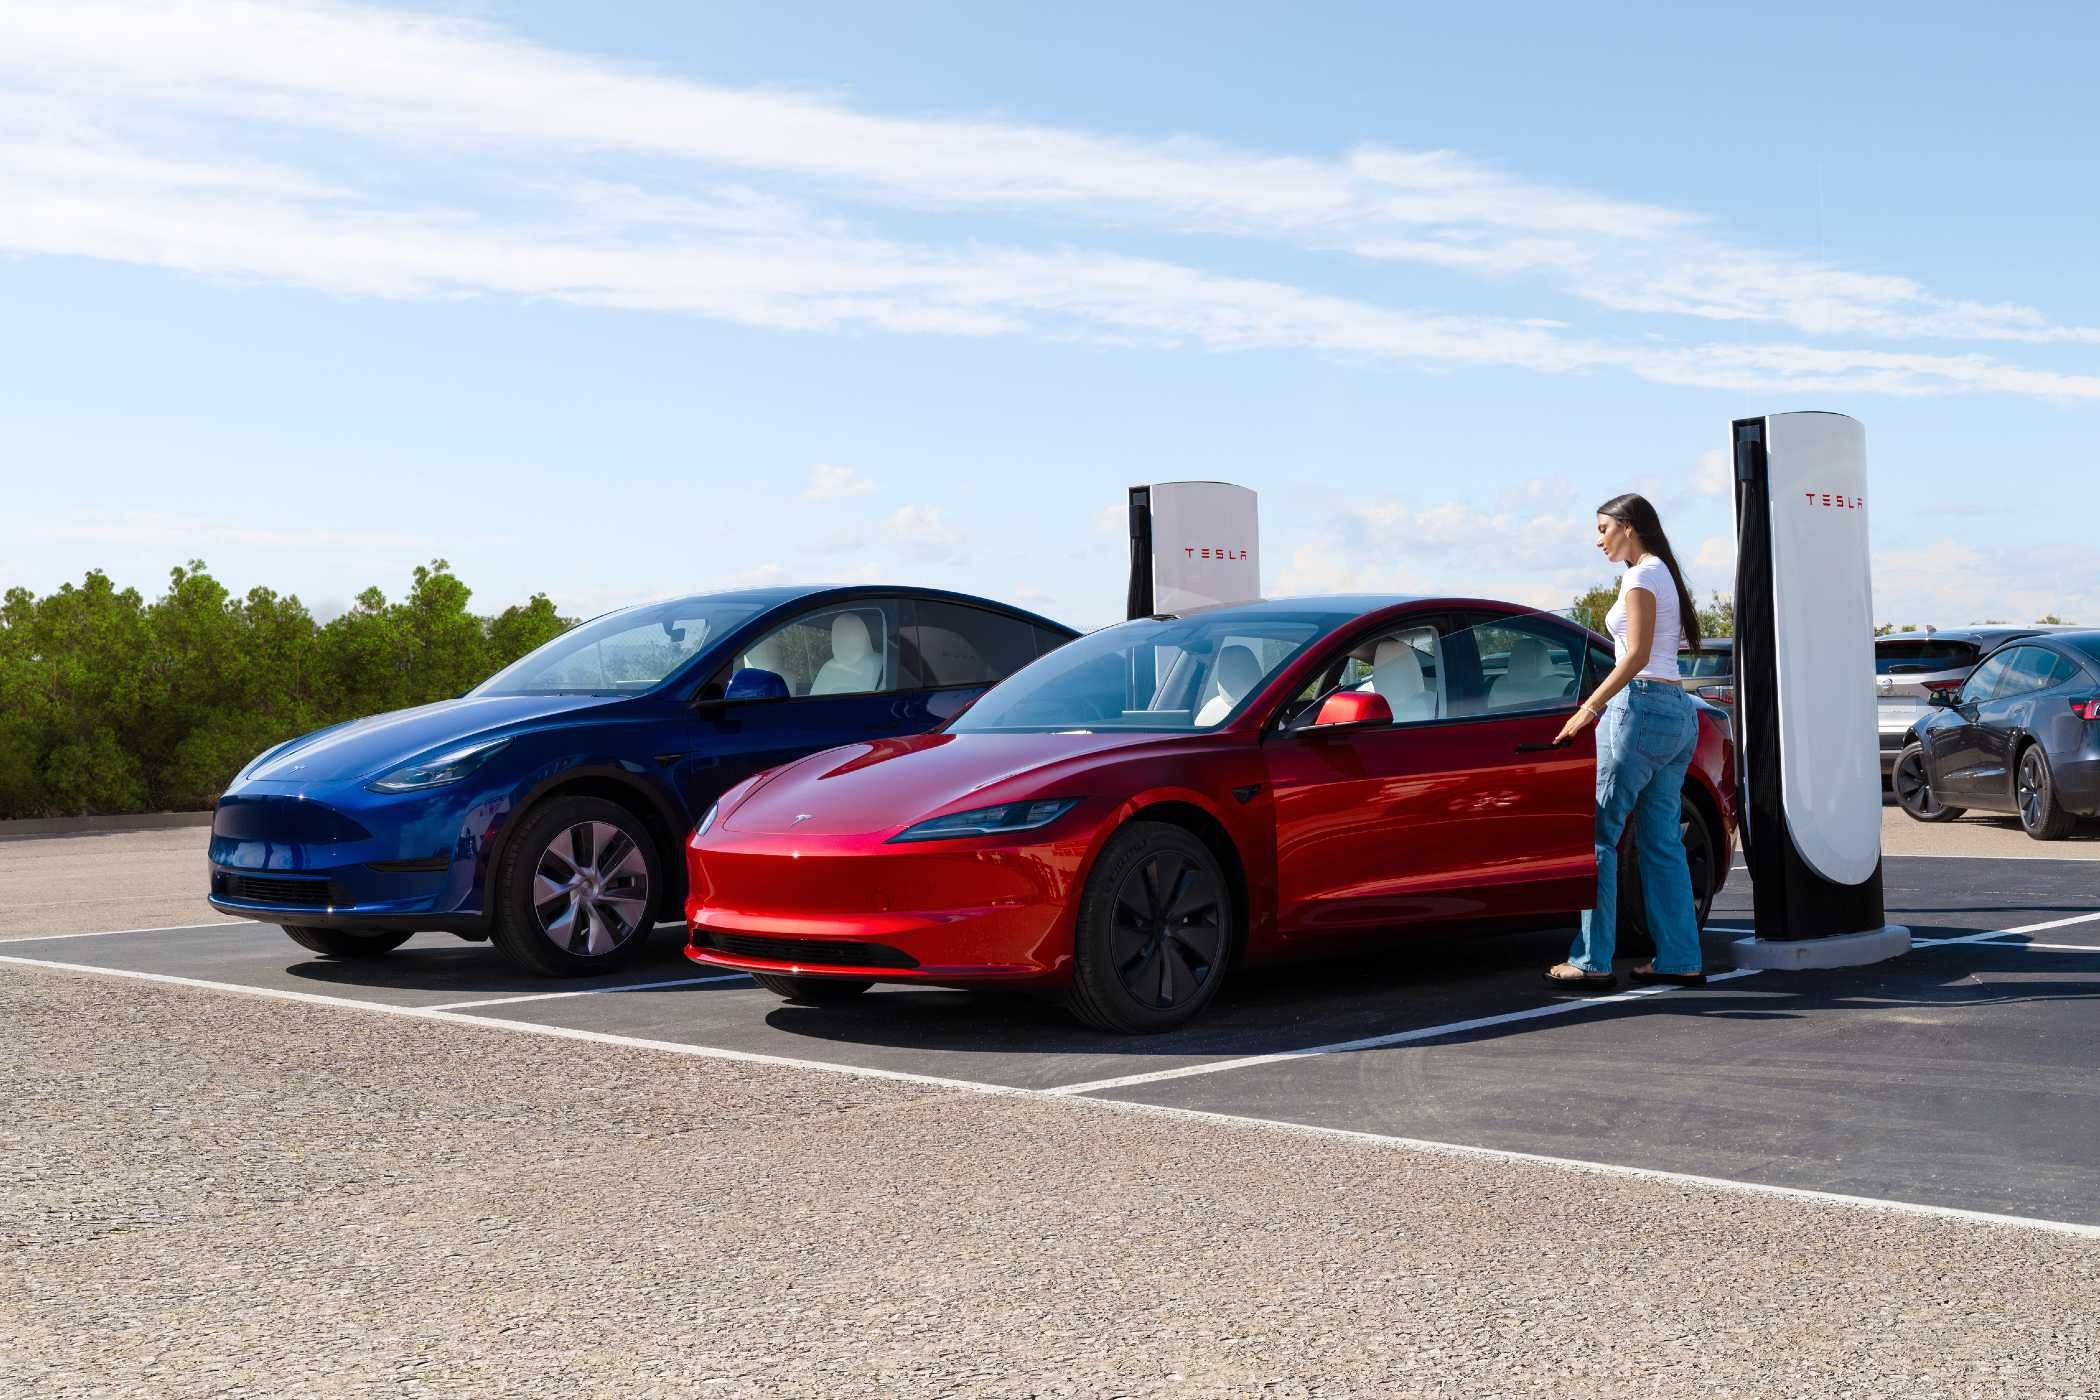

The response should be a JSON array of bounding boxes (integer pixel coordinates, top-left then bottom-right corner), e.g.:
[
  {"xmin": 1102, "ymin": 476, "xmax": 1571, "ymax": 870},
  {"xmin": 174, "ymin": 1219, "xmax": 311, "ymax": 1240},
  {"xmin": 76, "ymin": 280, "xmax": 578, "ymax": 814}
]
[{"xmin": 1067, "ymin": 822, "xmax": 1232, "ymax": 1034}]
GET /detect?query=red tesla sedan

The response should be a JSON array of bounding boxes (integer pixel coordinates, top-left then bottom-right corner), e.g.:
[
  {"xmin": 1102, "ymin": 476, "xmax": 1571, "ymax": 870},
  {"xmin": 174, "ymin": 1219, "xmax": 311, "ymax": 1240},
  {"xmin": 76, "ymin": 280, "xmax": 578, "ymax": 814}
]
[{"xmin": 684, "ymin": 596, "xmax": 1735, "ymax": 1032}]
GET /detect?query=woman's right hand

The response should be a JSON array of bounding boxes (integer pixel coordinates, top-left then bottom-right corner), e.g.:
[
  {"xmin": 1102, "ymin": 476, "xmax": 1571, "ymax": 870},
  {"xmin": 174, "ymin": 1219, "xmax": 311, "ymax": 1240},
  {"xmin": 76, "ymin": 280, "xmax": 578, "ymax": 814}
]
[{"xmin": 1554, "ymin": 703, "xmax": 1600, "ymax": 747}]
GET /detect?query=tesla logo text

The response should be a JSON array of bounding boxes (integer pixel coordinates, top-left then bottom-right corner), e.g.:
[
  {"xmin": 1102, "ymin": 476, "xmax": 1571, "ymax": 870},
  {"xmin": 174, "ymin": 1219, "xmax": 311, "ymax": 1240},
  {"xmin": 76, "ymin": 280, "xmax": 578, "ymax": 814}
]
[
  {"xmin": 1803, "ymin": 492, "xmax": 1864, "ymax": 509},
  {"xmin": 1183, "ymin": 545, "xmax": 1252, "ymax": 561}
]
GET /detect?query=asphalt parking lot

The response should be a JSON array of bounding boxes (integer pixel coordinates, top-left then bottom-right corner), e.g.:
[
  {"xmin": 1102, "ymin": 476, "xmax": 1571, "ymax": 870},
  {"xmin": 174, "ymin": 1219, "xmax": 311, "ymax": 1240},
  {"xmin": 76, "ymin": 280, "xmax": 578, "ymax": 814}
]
[{"xmin": 7, "ymin": 833, "xmax": 2098, "ymax": 1226}]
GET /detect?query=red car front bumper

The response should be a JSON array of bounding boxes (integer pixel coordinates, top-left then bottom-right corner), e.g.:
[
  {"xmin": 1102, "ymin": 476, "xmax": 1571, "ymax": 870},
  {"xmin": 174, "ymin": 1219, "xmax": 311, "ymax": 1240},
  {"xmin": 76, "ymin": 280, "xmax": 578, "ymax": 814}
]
[{"xmin": 683, "ymin": 829, "xmax": 1090, "ymax": 984}]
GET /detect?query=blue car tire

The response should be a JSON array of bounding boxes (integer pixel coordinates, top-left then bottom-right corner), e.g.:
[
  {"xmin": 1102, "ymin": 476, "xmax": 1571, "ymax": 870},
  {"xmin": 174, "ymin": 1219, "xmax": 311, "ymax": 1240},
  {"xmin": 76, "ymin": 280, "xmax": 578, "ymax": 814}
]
[
  {"xmin": 490, "ymin": 795, "xmax": 664, "ymax": 977},
  {"xmin": 283, "ymin": 925, "xmax": 416, "ymax": 959}
]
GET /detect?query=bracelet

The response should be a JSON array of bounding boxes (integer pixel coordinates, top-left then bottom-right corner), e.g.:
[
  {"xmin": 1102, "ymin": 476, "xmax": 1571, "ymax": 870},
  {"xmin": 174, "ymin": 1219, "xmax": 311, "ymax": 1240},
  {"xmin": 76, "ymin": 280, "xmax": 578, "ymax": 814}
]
[{"xmin": 1580, "ymin": 700, "xmax": 1605, "ymax": 717}]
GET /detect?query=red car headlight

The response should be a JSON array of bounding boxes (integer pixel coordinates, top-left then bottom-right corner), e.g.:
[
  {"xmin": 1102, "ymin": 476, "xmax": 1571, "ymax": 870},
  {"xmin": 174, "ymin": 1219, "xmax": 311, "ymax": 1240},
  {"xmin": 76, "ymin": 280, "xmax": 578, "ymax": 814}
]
[{"xmin": 887, "ymin": 799, "xmax": 1080, "ymax": 844}]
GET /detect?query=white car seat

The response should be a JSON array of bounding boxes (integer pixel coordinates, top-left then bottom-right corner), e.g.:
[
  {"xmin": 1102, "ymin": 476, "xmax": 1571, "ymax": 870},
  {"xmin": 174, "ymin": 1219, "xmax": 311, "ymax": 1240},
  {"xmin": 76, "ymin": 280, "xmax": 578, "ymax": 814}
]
[
  {"xmin": 1372, "ymin": 639, "xmax": 1437, "ymax": 722},
  {"xmin": 1194, "ymin": 644, "xmax": 1264, "ymax": 727},
  {"xmin": 1489, "ymin": 635, "xmax": 1567, "ymax": 709},
  {"xmin": 740, "ymin": 633, "xmax": 785, "ymax": 680},
  {"xmin": 810, "ymin": 613, "xmax": 884, "ymax": 695}
]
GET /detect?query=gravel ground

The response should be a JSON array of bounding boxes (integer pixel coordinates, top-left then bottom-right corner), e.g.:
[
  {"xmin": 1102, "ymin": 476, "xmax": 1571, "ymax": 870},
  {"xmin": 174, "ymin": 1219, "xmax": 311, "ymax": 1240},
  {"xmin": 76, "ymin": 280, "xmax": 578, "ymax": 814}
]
[
  {"xmin": 0, "ymin": 829, "xmax": 226, "ymax": 938},
  {"xmin": 6, "ymin": 969, "xmax": 2097, "ymax": 1399}
]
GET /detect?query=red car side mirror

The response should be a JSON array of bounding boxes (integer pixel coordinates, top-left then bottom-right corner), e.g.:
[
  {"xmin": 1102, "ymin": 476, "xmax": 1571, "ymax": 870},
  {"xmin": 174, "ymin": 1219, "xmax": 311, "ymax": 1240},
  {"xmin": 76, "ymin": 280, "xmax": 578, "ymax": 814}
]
[{"xmin": 1310, "ymin": 691, "xmax": 1393, "ymax": 729}]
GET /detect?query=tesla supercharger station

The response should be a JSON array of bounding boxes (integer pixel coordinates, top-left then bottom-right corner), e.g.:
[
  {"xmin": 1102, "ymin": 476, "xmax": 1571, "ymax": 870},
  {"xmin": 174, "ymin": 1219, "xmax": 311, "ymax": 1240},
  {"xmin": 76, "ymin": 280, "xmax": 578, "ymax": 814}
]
[
  {"xmin": 1729, "ymin": 412, "xmax": 1910, "ymax": 969},
  {"xmin": 1126, "ymin": 481, "xmax": 1261, "ymax": 618}
]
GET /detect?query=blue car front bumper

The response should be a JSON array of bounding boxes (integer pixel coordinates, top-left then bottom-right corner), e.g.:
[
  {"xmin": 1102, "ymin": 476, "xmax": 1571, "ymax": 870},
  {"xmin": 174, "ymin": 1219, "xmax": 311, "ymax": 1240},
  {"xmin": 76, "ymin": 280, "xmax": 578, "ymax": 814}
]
[{"xmin": 206, "ymin": 781, "xmax": 504, "ymax": 932}]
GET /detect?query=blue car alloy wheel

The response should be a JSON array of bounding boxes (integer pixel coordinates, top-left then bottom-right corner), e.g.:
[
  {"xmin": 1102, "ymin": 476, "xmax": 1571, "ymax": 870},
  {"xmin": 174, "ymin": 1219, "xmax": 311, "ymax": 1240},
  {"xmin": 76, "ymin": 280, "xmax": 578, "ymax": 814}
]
[
  {"xmin": 205, "ymin": 585, "xmax": 1077, "ymax": 976},
  {"xmin": 489, "ymin": 795, "xmax": 662, "ymax": 976}
]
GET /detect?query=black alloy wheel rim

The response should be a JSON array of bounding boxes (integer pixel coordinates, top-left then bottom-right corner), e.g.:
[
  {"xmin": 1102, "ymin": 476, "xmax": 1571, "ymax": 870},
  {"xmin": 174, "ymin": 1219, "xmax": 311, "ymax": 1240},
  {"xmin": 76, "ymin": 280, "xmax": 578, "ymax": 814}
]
[
  {"xmin": 1109, "ymin": 851, "xmax": 1224, "ymax": 1010},
  {"xmin": 1894, "ymin": 750, "xmax": 1941, "ymax": 818},
  {"xmin": 2018, "ymin": 750, "xmax": 2048, "ymax": 830}
]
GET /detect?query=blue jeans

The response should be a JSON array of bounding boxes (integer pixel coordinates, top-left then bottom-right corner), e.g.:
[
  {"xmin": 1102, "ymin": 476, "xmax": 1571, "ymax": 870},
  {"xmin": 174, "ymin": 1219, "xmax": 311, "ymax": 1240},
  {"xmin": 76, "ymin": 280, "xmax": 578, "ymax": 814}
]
[{"xmin": 1567, "ymin": 679, "xmax": 1703, "ymax": 975}]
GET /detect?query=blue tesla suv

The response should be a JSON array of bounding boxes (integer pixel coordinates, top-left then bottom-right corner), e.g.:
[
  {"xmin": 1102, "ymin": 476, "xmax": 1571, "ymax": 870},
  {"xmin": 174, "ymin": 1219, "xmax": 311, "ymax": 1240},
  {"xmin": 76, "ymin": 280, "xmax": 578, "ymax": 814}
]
[{"xmin": 209, "ymin": 586, "xmax": 1076, "ymax": 975}]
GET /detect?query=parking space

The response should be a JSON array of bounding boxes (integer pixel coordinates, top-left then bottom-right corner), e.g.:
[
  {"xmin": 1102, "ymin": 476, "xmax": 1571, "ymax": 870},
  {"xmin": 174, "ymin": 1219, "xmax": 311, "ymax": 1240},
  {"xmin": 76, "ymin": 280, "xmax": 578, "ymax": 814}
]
[{"xmin": 5, "ymin": 849, "xmax": 2097, "ymax": 1232}]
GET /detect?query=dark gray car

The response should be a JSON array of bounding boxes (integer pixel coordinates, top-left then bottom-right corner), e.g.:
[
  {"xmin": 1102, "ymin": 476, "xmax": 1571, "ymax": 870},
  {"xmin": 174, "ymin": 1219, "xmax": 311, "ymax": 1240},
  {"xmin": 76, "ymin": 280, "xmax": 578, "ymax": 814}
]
[
  {"xmin": 1876, "ymin": 628, "xmax": 2057, "ymax": 777},
  {"xmin": 1892, "ymin": 632, "xmax": 2100, "ymax": 838}
]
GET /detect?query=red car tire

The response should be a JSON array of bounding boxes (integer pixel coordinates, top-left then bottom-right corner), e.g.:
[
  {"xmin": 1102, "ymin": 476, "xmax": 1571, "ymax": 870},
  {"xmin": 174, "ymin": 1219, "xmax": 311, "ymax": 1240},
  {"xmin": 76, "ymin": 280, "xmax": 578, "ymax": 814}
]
[{"xmin": 1065, "ymin": 821, "xmax": 1235, "ymax": 1034}]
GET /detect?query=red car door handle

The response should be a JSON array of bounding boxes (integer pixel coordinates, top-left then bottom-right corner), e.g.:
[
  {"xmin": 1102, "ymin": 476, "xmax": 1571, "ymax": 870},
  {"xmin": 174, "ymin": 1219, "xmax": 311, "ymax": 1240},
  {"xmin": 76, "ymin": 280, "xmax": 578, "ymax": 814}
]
[{"xmin": 1514, "ymin": 740, "xmax": 1572, "ymax": 753}]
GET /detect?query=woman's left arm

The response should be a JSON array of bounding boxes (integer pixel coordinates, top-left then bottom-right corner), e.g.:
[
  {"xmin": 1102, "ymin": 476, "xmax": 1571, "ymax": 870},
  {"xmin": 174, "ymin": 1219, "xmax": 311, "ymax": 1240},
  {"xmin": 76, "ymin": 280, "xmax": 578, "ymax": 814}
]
[{"xmin": 1553, "ymin": 587, "xmax": 1653, "ymax": 745}]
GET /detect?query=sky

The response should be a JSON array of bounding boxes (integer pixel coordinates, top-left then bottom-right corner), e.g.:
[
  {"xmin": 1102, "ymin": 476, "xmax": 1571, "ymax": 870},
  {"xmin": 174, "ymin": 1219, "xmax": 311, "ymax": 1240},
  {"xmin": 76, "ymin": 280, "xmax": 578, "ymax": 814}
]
[{"xmin": 3, "ymin": 0, "xmax": 2096, "ymax": 631}]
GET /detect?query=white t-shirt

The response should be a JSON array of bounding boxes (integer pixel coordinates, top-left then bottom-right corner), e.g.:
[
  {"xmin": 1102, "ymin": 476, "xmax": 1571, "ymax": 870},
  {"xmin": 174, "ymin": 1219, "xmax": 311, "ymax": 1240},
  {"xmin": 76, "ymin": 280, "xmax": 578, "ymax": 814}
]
[{"xmin": 1606, "ymin": 556, "xmax": 1683, "ymax": 682}]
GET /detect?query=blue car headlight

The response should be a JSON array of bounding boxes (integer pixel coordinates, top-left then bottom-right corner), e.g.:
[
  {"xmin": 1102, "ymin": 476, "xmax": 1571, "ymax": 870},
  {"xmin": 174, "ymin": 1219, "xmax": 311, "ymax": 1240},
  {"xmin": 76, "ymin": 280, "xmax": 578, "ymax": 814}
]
[
  {"xmin": 368, "ymin": 737, "xmax": 512, "ymax": 793},
  {"xmin": 887, "ymin": 798, "xmax": 1079, "ymax": 844}
]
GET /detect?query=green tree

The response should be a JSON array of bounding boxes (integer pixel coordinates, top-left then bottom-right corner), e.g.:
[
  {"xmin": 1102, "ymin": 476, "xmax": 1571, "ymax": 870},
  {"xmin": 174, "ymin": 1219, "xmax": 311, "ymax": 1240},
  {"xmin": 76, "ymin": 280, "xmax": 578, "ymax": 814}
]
[
  {"xmin": 488, "ymin": 594, "xmax": 569, "ymax": 668},
  {"xmin": 2038, "ymin": 613, "xmax": 2069, "ymax": 625},
  {"xmin": 0, "ymin": 561, "xmax": 575, "ymax": 818},
  {"xmin": 1570, "ymin": 580, "xmax": 1617, "ymax": 634},
  {"xmin": 1696, "ymin": 592, "xmax": 1733, "ymax": 640}
]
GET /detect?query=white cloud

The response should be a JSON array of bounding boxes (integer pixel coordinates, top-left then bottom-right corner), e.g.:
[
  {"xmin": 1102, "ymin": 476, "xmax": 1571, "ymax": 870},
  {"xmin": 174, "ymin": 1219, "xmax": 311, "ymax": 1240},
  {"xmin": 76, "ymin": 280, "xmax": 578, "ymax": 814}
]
[
  {"xmin": 1870, "ymin": 539, "xmax": 2097, "ymax": 629},
  {"xmin": 813, "ymin": 528, "xmax": 865, "ymax": 554},
  {"xmin": 803, "ymin": 463, "xmax": 876, "ymax": 502},
  {"xmin": 0, "ymin": 0, "xmax": 2094, "ymax": 410},
  {"xmin": 1695, "ymin": 448, "xmax": 1732, "ymax": 499},
  {"xmin": 5, "ymin": 120, "xmax": 2091, "ymax": 403},
  {"xmin": 886, "ymin": 504, "xmax": 966, "ymax": 563},
  {"xmin": 3, "ymin": 0, "xmax": 2093, "ymax": 353}
]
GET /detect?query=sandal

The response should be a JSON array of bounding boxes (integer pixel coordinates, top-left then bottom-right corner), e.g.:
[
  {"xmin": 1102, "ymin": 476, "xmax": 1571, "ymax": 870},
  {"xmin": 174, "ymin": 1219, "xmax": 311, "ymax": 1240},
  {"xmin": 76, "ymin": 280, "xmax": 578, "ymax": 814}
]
[
  {"xmin": 1543, "ymin": 962, "xmax": 1617, "ymax": 991},
  {"xmin": 1630, "ymin": 964, "xmax": 1707, "ymax": 987}
]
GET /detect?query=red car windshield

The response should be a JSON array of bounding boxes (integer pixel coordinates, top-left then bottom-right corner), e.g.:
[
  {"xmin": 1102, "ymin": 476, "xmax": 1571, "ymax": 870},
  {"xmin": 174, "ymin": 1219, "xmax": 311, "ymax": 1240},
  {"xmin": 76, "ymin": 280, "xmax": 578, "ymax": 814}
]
[{"xmin": 951, "ymin": 614, "xmax": 1333, "ymax": 733}]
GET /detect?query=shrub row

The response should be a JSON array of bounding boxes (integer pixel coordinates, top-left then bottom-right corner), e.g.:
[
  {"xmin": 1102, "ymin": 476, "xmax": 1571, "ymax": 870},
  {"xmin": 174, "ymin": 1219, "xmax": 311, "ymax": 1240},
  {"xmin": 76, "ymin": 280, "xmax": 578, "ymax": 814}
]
[{"xmin": 0, "ymin": 561, "xmax": 570, "ymax": 818}]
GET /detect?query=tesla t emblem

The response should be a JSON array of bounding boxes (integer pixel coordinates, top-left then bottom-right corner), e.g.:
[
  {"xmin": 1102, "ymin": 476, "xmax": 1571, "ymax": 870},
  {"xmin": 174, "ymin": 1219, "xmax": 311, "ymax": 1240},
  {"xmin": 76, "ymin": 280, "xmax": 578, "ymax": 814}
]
[
  {"xmin": 1878, "ymin": 678, "xmax": 1894, "ymax": 691},
  {"xmin": 790, "ymin": 813, "xmax": 814, "ymax": 825}
]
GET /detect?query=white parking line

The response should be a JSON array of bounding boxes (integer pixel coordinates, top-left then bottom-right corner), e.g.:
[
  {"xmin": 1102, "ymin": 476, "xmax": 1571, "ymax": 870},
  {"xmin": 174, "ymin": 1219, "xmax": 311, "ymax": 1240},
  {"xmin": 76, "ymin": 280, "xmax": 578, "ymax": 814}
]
[
  {"xmin": 1913, "ymin": 912, "xmax": 2100, "ymax": 947},
  {"xmin": 1043, "ymin": 970, "xmax": 1766, "ymax": 1099},
  {"xmin": 10, "ymin": 935, "xmax": 2100, "ymax": 1240},
  {"xmin": 1092, "ymin": 1099, "xmax": 2100, "ymax": 1241},
  {"xmin": 1964, "ymin": 941, "xmax": 2100, "ymax": 952},
  {"xmin": 0, "ymin": 920, "xmax": 246, "ymax": 942},
  {"xmin": 424, "ymin": 972, "xmax": 751, "ymax": 1011},
  {"xmin": 0, "ymin": 953, "xmax": 1008, "ymax": 1093}
]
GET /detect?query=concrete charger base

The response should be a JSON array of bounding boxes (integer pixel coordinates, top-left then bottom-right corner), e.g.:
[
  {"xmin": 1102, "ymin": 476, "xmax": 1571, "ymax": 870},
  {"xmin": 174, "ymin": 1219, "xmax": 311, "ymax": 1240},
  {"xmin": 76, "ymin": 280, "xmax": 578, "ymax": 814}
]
[{"xmin": 1728, "ymin": 925, "xmax": 1911, "ymax": 970}]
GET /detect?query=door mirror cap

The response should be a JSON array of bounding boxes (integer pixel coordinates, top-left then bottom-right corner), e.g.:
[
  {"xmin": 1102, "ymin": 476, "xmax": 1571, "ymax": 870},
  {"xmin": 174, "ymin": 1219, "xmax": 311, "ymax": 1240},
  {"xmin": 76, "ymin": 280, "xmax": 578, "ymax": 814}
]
[
  {"xmin": 697, "ymin": 667, "xmax": 791, "ymax": 711},
  {"xmin": 1308, "ymin": 690, "xmax": 1393, "ymax": 729},
  {"xmin": 1927, "ymin": 689, "xmax": 1959, "ymax": 709}
]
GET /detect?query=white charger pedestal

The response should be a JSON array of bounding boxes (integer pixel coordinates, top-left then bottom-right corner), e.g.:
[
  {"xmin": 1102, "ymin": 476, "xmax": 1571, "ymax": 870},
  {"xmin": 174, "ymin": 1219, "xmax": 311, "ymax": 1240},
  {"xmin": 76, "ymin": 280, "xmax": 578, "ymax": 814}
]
[
  {"xmin": 1730, "ymin": 927, "xmax": 1911, "ymax": 970},
  {"xmin": 1728, "ymin": 412, "xmax": 1908, "ymax": 969},
  {"xmin": 1126, "ymin": 481, "xmax": 1260, "ymax": 619}
]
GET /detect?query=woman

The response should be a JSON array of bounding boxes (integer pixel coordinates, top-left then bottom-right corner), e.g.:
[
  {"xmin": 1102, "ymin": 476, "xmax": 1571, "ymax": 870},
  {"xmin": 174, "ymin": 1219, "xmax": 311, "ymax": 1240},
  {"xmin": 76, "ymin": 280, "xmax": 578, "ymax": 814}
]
[{"xmin": 1545, "ymin": 493, "xmax": 1707, "ymax": 990}]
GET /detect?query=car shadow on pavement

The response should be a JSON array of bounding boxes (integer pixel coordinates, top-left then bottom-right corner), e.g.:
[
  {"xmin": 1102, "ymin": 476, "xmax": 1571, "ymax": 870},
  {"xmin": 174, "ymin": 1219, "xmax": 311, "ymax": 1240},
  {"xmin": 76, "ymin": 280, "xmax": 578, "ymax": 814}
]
[
  {"xmin": 754, "ymin": 926, "xmax": 2099, "ymax": 1060},
  {"xmin": 278, "ymin": 929, "xmax": 706, "ymax": 1000}
]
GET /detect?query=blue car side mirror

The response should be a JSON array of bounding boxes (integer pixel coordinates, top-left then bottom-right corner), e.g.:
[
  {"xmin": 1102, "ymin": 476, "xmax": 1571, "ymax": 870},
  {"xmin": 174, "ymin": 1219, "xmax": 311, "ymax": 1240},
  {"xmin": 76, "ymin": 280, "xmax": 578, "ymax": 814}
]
[{"xmin": 723, "ymin": 667, "xmax": 791, "ymax": 703}]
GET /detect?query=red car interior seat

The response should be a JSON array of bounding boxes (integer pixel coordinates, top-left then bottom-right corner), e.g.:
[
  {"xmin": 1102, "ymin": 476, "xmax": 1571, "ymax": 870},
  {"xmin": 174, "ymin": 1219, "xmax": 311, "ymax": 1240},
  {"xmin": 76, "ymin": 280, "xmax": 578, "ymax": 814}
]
[
  {"xmin": 1195, "ymin": 643, "xmax": 1264, "ymax": 727},
  {"xmin": 1373, "ymin": 639, "xmax": 1438, "ymax": 722},
  {"xmin": 1490, "ymin": 635, "xmax": 1568, "ymax": 708}
]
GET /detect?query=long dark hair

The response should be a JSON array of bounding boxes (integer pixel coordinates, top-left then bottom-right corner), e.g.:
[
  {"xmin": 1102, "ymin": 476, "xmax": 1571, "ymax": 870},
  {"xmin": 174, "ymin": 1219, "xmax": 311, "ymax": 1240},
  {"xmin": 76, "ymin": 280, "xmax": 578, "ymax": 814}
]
[{"xmin": 1597, "ymin": 492, "xmax": 1701, "ymax": 652}]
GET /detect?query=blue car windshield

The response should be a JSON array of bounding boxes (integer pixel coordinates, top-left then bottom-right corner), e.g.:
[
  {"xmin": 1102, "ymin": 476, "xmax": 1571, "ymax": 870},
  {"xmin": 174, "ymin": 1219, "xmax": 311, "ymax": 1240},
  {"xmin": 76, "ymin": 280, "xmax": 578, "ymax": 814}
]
[
  {"xmin": 473, "ymin": 599, "xmax": 768, "ymax": 696},
  {"xmin": 950, "ymin": 613, "xmax": 1335, "ymax": 733}
]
